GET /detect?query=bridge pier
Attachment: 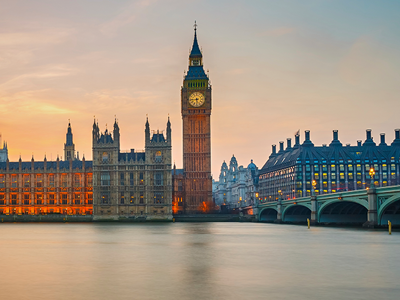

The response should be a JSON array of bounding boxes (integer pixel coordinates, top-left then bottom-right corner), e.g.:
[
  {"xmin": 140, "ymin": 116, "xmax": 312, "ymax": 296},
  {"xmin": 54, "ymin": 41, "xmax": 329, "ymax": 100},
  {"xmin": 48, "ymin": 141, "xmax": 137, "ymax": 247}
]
[
  {"xmin": 363, "ymin": 187, "xmax": 378, "ymax": 228},
  {"xmin": 310, "ymin": 196, "xmax": 318, "ymax": 225},
  {"xmin": 274, "ymin": 200, "xmax": 283, "ymax": 223}
]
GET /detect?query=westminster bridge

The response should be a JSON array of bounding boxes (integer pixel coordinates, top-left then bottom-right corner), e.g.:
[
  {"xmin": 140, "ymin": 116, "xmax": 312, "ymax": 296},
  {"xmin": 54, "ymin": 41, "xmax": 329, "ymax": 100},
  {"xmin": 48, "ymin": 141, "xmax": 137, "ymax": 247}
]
[{"xmin": 257, "ymin": 185, "xmax": 400, "ymax": 227}]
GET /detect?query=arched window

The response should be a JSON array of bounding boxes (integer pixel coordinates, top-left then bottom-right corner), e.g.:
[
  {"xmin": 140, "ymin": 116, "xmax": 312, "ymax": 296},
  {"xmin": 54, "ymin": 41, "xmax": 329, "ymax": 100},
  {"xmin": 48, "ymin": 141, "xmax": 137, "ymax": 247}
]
[
  {"xmin": 155, "ymin": 151, "xmax": 162, "ymax": 162},
  {"xmin": 102, "ymin": 152, "xmax": 109, "ymax": 163}
]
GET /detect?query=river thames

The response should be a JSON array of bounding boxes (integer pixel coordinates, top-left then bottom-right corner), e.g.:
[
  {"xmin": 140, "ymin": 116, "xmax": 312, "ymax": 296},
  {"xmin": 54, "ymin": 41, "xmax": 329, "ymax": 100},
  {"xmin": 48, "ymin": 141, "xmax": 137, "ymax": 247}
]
[{"xmin": 0, "ymin": 223, "xmax": 398, "ymax": 300}]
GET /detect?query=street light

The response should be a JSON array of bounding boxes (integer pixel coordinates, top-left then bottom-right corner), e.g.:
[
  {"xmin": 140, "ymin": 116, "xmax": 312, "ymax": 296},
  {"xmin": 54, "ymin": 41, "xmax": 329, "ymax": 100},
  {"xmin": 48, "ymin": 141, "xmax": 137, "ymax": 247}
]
[
  {"xmin": 278, "ymin": 190, "xmax": 283, "ymax": 201},
  {"xmin": 312, "ymin": 179, "xmax": 317, "ymax": 196},
  {"xmin": 369, "ymin": 167, "xmax": 375, "ymax": 188}
]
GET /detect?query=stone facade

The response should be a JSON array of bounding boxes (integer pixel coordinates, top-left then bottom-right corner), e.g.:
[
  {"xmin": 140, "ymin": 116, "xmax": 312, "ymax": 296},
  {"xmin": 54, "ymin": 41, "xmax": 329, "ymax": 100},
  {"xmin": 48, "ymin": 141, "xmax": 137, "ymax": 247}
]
[
  {"xmin": 213, "ymin": 156, "xmax": 259, "ymax": 209},
  {"xmin": 92, "ymin": 118, "xmax": 172, "ymax": 221}
]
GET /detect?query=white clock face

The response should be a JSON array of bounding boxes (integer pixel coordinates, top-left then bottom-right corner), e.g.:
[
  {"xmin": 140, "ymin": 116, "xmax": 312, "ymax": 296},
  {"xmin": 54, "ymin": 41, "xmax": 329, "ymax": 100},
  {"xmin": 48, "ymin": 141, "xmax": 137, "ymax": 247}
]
[{"xmin": 189, "ymin": 92, "xmax": 205, "ymax": 107}]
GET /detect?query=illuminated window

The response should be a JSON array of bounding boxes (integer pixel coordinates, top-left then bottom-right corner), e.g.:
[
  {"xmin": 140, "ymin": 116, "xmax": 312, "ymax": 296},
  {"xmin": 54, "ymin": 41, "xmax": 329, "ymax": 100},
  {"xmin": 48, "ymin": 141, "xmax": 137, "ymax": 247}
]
[
  {"xmin": 49, "ymin": 194, "xmax": 55, "ymax": 205},
  {"xmin": 154, "ymin": 192, "xmax": 163, "ymax": 204},
  {"xmin": 120, "ymin": 173, "xmax": 124, "ymax": 186},
  {"xmin": 74, "ymin": 193, "xmax": 81, "ymax": 204},
  {"xmin": 130, "ymin": 192, "xmax": 134, "ymax": 204},
  {"xmin": 139, "ymin": 172, "xmax": 144, "ymax": 185},
  {"xmin": 11, "ymin": 175, "xmax": 18, "ymax": 188},
  {"xmin": 84, "ymin": 174, "xmax": 91, "ymax": 187},
  {"xmin": 140, "ymin": 192, "xmax": 144, "ymax": 204},
  {"xmin": 120, "ymin": 192, "xmax": 124, "ymax": 204},
  {"xmin": 11, "ymin": 194, "xmax": 17, "ymax": 205},
  {"xmin": 36, "ymin": 174, "xmax": 42, "ymax": 188},
  {"xmin": 23, "ymin": 194, "xmax": 30, "ymax": 205},
  {"xmin": 155, "ymin": 151, "xmax": 162, "ymax": 162},
  {"xmin": 36, "ymin": 194, "xmax": 43, "ymax": 205},
  {"xmin": 62, "ymin": 194, "xmax": 68, "ymax": 205},
  {"xmin": 101, "ymin": 193, "xmax": 110, "ymax": 204},
  {"xmin": 0, "ymin": 194, "xmax": 4, "ymax": 205},
  {"xmin": 0, "ymin": 175, "xmax": 4, "ymax": 188},
  {"xmin": 87, "ymin": 193, "xmax": 93, "ymax": 204}
]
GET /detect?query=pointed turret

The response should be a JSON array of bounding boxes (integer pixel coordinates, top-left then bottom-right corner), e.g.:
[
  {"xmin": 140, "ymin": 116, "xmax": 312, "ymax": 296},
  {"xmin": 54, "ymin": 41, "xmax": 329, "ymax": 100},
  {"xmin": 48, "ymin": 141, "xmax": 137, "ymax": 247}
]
[
  {"xmin": 190, "ymin": 21, "xmax": 202, "ymax": 60},
  {"xmin": 113, "ymin": 117, "xmax": 120, "ymax": 151},
  {"xmin": 166, "ymin": 116, "xmax": 171, "ymax": 144},
  {"xmin": 64, "ymin": 120, "xmax": 75, "ymax": 160},
  {"xmin": 145, "ymin": 116, "xmax": 150, "ymax": 142}
]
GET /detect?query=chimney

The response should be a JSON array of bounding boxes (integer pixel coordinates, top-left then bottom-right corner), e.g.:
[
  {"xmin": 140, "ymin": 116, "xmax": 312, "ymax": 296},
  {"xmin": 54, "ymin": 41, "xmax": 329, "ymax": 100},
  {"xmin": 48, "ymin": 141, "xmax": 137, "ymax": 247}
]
[
  {"xmin": 286, "ymin": 138, "xmax": 292, "ymax": 150},
  {"xmin": 363, "ymin": 129, "xmax": 376, "ymax": 146},
  {"xmin": 357, "ymin": 140, "xmax": 362, "ymax": 147},
  {"xmin": 329, "ymin": 130, "xmax": 342, "ymax": 147},
  {"xmin": 305, "ymin": 130, "xmax": 310, "ymax": 141},
  {"xmin": 272, "ymin": 144, "xmax": 276, "ymax": 155},
  {"xmin": 366, "ymin": 129, "xmax": 372, "ymax": 140},
  {"xmin": 380, "ymin": 133, "xmax": 386, "ymax": 146},
  {"xmin": 333, "ymin": 130, "xmax": 338, "ymax": 140},
  {"xmin": 279, "ymin": 141, "xmax": 284, "ymax": 152},
  {"xmin": 391, "ymin": 129, "xmax": 400, "ymax": 146},
  {"xmin": 302, "ymin": 130, "xmax": 314, "ymax": 146}
]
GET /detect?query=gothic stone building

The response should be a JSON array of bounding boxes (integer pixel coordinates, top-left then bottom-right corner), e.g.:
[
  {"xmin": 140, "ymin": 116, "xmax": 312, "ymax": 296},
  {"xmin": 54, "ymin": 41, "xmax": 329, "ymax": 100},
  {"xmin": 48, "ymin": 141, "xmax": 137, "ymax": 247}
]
[
  {"xmin": 259, "ymin": 129, "xmax": 400, "ymax": 202},
  {"xmin": 173, "ymin": 25, "xmax": 213, "ymax": 214},
  {"xmin": 92, "ymin": 118, "xmax": 172, "ymax": 220},
  {"xmin": 0, "ymin": 126, "xmax": 93, "ymax": 216}
]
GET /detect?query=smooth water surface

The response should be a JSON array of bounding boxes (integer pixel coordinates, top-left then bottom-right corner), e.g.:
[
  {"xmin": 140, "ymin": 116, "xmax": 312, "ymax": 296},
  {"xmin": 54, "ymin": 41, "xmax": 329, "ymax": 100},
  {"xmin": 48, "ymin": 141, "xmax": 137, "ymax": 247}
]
[{"xmin": 0, "ymin": 223, "xmax": 398, "ymax": 300}]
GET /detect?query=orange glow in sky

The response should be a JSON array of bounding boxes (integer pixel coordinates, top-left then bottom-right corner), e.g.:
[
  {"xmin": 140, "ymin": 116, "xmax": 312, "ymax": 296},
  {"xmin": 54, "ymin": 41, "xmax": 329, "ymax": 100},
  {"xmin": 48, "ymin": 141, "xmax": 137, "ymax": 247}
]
[{"xmin": 1, "ymin": 1, "xmax": 400, "ymax": 176}]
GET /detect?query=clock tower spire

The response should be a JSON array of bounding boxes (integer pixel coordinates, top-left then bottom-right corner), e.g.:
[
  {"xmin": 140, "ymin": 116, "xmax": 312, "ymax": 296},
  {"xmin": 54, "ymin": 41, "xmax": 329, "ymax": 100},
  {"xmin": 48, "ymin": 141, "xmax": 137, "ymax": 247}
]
[{"xmin": 181, "ymin": 23, "xmax": 212, "ymax": 213}]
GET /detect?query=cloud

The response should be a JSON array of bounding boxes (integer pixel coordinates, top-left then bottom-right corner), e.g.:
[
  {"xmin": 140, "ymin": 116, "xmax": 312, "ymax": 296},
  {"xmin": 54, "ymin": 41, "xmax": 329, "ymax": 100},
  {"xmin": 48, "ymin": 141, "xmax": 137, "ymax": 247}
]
[
  {"xmin": 0, "ymin": 29, "xmax": 74, "ymax": 46},
  {"xmin": 260, "ymin": 27, "xmax": 296, "ymax": 37}
]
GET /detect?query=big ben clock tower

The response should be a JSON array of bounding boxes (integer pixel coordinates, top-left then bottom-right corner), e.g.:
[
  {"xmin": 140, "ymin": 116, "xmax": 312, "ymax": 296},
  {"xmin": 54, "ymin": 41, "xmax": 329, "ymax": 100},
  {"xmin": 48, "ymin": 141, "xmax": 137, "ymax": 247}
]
[{"xmin": 181, "ymin": 23, "xmax": 212, "ymax": 212}]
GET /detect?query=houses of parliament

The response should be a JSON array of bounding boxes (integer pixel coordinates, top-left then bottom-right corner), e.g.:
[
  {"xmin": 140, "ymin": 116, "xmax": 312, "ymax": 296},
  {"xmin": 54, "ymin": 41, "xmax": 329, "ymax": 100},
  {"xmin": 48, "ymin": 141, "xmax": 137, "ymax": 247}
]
[{"xmin": 0, "ymin": 26, "xmax": 212, "ymax": 220}]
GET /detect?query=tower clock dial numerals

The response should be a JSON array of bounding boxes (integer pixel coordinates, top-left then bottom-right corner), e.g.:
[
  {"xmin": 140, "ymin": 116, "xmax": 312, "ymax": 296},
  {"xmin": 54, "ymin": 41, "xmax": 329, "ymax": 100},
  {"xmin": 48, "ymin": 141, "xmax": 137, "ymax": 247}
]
[{"xmin": 189, "ymin": 92, "xmax": 205, "ymax": 107}]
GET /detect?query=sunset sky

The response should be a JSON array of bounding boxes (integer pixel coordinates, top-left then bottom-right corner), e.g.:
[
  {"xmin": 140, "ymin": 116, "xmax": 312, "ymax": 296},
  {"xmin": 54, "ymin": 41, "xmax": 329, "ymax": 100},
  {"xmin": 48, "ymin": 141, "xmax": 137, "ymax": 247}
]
[{"xmin": 1, "ymin": 0, "xmax": 400, "ymax": 176}]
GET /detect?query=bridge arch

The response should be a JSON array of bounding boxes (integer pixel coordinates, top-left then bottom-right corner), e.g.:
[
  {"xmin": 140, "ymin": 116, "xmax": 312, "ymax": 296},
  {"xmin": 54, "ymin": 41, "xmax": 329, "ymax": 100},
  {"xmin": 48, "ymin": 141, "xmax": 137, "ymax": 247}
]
[
  {"xmin": 259, "ymin": 207, "xmax": 278, "ymax": 222},
  {"xmin": 282, "ymin": 204, "xmax": 311, "ymax": 223},
  {"xmin": 318, "ymin": 199, "xmax": 368, "ymax": 224},
  {"xmin": 378, "ymin": 195, "xmax": 400, "ymax": 225}
]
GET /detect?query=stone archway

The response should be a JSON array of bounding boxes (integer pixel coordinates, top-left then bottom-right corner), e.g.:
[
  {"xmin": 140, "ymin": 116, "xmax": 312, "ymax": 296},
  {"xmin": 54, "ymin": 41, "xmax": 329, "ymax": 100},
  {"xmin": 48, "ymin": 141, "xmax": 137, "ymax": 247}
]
[
  {"xmin": 319, "ymin": 201, "xmax": 367, "ymax": 225},
  {"xmin": 380, "ymin": 198, "xmax": 400, "ymax": 226},
  {"xmin": 259, "ymin": 208, "xmax": 278, "ymax": 222},
  {"xmin": 282, "ymin": 205, "xmax": 311, "ymax": 223}
]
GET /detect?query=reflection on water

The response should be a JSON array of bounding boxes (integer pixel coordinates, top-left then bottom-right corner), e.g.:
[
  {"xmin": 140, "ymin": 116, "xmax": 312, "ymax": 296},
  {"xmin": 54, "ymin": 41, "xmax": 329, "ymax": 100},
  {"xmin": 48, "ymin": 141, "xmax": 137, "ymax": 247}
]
[{"xmin": 0, "ymin": 223, "xmax": 399, "ymax": 300}]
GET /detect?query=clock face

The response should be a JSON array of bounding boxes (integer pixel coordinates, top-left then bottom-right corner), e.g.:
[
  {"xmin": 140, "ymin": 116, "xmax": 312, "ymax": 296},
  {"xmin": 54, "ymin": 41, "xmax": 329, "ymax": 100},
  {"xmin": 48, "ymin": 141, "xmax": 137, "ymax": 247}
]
[{"xmin": 189, "ymin": 92, "xmax": 205, "ymax": 107}]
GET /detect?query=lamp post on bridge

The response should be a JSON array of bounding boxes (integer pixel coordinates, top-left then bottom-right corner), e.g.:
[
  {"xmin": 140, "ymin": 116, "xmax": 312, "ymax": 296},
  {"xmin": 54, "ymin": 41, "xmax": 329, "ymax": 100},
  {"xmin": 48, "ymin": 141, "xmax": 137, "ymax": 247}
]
[
  {"xmin": 312, "ymin": 179, "xmax": 317, "ymax": 196},
  {"xmin": 311, "ymin": 179, "xmax": 317, "ymax": 225},
  {"xmin": 369, "ymin": 167, "xmax": 375, "ymax": 189}
]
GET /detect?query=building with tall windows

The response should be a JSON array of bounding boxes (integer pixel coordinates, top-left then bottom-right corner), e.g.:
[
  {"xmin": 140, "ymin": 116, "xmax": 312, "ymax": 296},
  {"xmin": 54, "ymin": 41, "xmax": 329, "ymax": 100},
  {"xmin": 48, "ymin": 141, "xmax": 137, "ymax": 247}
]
[
  {"xmin": 92, "ymin": 118, "xmax": 172, "ymax": 220},
  {"xmin": 0, "ymin": 123, "xmax": 93, "ymax": 215},
  {"xmin": 258, "ymin": 129, "xmax": 400, "ymax": 202},
  {"xmin": 0, "ymin": 118, "xmax": 173, "ymax": 220}
]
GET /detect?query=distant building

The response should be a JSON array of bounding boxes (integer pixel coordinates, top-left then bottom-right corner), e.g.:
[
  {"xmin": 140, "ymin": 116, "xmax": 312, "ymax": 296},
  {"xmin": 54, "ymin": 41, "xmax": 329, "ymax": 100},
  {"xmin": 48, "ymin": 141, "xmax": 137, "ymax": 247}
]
[
  {"xmin": 0, "ymin": 136, "xmax": 7, "ymax": 162},
  {"xmin": 213, "ymin": 156, "xmax": 259, "ymax": 208},
  {"xmin": 0, "ymin": 124, "xmax": 93, "ymax": 215},
  {"xmin": 258, "ymin": 129, "xmax": 400, "ymax": 202},
  {"xmin": 92, "ymin": 118, "xmax": 172, "ymax": 221}
]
